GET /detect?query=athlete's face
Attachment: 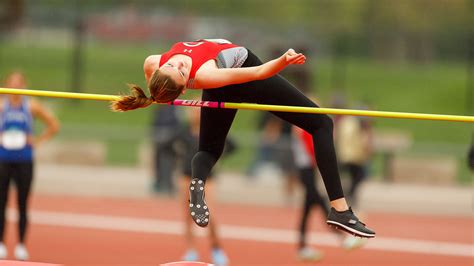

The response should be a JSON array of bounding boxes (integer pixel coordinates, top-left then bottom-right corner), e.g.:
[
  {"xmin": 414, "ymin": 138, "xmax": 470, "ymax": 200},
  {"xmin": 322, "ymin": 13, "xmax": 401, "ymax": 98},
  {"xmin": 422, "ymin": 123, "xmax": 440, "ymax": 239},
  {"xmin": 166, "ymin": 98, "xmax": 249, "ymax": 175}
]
[
  {"xmin": 5, "ymin": 72, "xmax": 26, "ymax": 89},
  {"xmin": 5, "ymin": 72, "xmax": 26, "ymax": 101},
  {"xmin": 159, "ymin": 58, "xmax": 189, "ymax": 88}
]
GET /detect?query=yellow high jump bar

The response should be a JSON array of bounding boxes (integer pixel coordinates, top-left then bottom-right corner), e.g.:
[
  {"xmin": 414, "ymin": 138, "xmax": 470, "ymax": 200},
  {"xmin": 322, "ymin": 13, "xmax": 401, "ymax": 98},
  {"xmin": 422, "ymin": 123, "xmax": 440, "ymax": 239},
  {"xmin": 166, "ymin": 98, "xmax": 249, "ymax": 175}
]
[{"xmin": 0, "ymin": 87, "xmax": 472, "ymax": 123}]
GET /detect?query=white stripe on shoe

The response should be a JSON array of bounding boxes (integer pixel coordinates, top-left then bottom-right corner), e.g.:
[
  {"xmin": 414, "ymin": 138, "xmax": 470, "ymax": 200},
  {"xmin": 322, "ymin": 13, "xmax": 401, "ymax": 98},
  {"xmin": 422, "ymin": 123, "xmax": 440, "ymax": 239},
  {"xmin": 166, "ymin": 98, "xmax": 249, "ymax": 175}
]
[{"xmin": 326, "ymin": 220, "xmax": 376, "ymax": 238}]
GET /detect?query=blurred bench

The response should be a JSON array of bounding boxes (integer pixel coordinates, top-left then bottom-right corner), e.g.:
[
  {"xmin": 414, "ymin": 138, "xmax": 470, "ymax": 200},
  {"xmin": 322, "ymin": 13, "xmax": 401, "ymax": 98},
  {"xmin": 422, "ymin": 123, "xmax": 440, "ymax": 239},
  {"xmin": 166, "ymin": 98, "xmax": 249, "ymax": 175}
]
[
  {"xmin": 137, "ymin": 142, "xmax": 153, "ymax": 169},
  {"xmin": 373, "ymin": 130, "xmax": 412, "ymax": 181},
  {"xmin": 391, "ymin": 155, "xmax": 458, "ymax": 184},
  {"xmin": 36, "ymin": 140, "xmax": 107, "ymax": 165}
]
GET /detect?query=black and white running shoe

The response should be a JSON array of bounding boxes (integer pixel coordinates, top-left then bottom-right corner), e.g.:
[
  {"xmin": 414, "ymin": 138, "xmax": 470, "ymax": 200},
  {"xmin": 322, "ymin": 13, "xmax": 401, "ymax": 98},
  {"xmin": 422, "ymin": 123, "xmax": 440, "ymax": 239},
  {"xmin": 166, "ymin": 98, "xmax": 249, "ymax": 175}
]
[
  {"xmin": 326, "ymin": 207, "xmax": 375, "ymax": 238},
  {"xmin": 189, "ymin": 178, "xmax": 209, "ymax": 227}
]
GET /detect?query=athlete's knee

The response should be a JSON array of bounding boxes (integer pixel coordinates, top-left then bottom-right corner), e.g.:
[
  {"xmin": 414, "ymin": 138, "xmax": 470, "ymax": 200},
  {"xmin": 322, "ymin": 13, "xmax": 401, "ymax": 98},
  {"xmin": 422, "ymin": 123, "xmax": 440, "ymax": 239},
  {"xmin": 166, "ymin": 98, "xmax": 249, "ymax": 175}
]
[
  {"xmin": 191, "ymin": 150, "xmax": 220, "ymax": 180},
  {"xmin": 307, "ymin": 114, "xmax": 334, "ymax": 132},
  {"xmin": 192, "ymin": 150, "xmax": 219, "ymax": 168},
  {"xmin": 320, "ymin": 114, "xmax": 334, "ymax": 130},
  {"xmin": 198, "ymin": 143, "xmax": 226, "ymax": 160}
]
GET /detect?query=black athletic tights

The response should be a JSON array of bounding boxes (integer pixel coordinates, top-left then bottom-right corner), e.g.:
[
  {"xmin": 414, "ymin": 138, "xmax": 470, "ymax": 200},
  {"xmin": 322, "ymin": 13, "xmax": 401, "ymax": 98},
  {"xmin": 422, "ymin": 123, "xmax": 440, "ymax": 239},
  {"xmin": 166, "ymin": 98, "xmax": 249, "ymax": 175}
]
[
  {"xmin": 0, "ymin": 162, "xmax": 34, "ymax": 243},
  {"xmin": 192, "ymin": 50, "xmax": 344, "ymax": 201}
]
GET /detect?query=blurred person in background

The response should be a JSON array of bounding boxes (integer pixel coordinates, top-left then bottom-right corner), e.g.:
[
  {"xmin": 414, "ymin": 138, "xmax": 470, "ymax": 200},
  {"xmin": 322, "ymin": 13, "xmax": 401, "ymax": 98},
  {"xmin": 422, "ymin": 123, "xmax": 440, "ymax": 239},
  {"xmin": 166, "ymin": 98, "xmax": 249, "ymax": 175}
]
[
  {"xmin": 246, "ymin": 46, "xmax": 312, "ymax": 205},
  {"xmin": 334, "ymin": 103, "xmax": 374, "ymax": 249},
  {"xmin": 292, "ymin": 97, "xmax": 366, "ymax": 262},
  {"xmin": 468, "ymin": 133, "xmax": 474, "ymax": 172},
  {"xmin": 111, "ymin": 38, "xmax": 375, "ymax": 238},
  {"xmin": 247, "ymin": 112, "xmax": 298, "ymax": 205},
  {"xmin": 151, "ymin": 104, "xmax": 186, "ymax": 195},
  {"xmin": 179, "ymin": 102, "xmax": 235, "ymax": 266},
  {"xmin": 292, "ymin": 125, "xmax": 327, "ymax": 261},
  {"xmin": 246, "ymin": 112, "xmax": 282, "ymax": 177},
  {"xmin": 335, "ymin": 104, "xmax": 374, "ymax": 208},
  {"xmin": 0, "ymin": 71, "xmax": 60, "ymax": 260}
]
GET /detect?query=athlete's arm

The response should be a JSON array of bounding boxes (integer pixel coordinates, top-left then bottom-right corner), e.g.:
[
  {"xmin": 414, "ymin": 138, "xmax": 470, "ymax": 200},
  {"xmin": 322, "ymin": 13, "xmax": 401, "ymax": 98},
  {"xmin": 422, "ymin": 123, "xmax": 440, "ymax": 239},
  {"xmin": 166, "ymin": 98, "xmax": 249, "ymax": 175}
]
[
  {"xmin": 194, "ymin": 49, "xmax": 306, "ymax": 89},
  {"xmin": 30, "ymin": 99, "xmax": 59, "ymax": 146}
]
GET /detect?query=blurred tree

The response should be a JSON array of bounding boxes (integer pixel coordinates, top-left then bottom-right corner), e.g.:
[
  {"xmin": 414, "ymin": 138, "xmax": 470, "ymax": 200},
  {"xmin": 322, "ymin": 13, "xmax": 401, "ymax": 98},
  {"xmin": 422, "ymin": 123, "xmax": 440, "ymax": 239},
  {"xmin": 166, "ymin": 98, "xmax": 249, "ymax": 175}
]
[
  {"xmin": 468, "ymin": 0, "xmax": 474, "ymax": 116},
  {"xmin": 467, "ymin": 31, "xmax": 473, "ymax": 116},
  {"xmin": 0, "ymin": 0, "xmax": 24, "ymax": 31},
  {"xmin": 14, "ymin": 0, "xmax": 473, "ymax": 62},
  {"xmin": 364, "ymin": 0, "xmax": 471, "ymax": 62}
]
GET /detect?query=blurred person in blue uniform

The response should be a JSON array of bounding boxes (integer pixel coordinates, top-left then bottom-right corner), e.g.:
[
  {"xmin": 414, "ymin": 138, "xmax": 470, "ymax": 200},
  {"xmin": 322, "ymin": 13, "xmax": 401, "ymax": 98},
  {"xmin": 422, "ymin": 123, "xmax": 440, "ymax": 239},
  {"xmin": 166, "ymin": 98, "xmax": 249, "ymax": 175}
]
[
  {"xmin": 292, "ymin": 97, "xmax": 367, "ymax": 262},
  {"xmin": 0, "ymin": 71, "xmax": 59, "ymax": 260}
]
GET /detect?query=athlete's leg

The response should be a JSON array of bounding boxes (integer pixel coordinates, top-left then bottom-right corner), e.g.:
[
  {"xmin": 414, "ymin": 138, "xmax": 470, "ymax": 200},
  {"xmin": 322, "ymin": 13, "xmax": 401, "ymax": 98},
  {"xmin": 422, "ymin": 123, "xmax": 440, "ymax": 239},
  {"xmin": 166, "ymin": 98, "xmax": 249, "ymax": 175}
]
[
  {"xmin": 347, "ymin": 163, "xmax": 366, "ymax": 208},
  {"xmin": 298, "ymin": 167, "xmax": 314, "ymax": 249},
  {"xmin": 240, "ymin": 74, "xmax": 344, "ymax": 202},
  {"xmin": 189, "ymin": 88, "xmax": 238, "ymax": 227},
  {"xmin": 0, "ymin": 163, "xmax": 11, "ymax": 243},
  {"xmin": 236, "ymin": 50, "xmax": 374, "ymax": 237},
  {"xmin": 203, "ymin": 180, "xmax": 229, "ymax": 265},
  {"xmin": 297, "ymin": 168, "xmax": 325, "ymax": 262},
  {"xmin": 181, "ymin": 177, "xmax": 196, "ymax": 247},
  {"xmin": 192, "ymin": 110, "xmax": 237, "ymax": 183},
  {"xmin": 12, "ymin": 162, "xmax": 33, "ymax": 243},
  {"xmin": 298, "ymin": 167, "xmax": 331, "ymax": 247}
]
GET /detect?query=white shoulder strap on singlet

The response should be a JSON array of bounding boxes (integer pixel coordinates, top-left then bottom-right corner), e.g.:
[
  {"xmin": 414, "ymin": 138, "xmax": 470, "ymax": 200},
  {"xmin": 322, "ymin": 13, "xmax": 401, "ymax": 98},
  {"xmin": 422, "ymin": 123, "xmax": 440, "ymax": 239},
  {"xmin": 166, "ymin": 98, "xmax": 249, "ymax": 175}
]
[{"xmin": 203, "ymin": 39, "xmax": 232, "ymax": 44}]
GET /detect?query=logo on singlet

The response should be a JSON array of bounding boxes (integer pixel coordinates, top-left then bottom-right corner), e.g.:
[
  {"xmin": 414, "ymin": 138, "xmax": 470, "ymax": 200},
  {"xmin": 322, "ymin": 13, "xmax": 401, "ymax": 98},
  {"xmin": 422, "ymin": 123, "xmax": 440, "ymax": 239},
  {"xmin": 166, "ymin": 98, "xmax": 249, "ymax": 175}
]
[{"xmin": 183, "ymin": 49, "xmax": 193, "ymax": 53}]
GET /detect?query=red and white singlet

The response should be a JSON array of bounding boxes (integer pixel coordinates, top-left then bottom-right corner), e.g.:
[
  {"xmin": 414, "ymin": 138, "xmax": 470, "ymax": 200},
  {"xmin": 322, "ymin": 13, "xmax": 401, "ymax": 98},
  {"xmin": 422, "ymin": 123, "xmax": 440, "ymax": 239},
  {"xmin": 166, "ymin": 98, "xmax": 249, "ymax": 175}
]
[{"xmin": 159, "ymin": 40, "xmax": 247, "ymax": 88}]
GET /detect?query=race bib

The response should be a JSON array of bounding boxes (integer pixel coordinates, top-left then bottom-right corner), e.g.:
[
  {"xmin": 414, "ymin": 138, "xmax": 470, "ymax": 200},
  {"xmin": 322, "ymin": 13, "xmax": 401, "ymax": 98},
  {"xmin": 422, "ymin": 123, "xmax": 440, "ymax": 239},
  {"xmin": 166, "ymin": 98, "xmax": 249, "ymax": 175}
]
[{"xmin": 2, "ymin": 129, "xmax": 27, "ymax": 150}]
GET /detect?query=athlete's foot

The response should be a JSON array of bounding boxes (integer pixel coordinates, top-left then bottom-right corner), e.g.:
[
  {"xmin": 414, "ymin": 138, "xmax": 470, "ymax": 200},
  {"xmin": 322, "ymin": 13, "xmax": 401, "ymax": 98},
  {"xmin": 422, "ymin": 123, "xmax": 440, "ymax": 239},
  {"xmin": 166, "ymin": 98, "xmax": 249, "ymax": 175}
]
[
  {"xmin": 297, "ymin": 246, "xmax": 324, "ymax": 262},
  {"xmin": 326, "ymin": 207, "xmax": 375, "ymax": 238},
  {"xmin": 342, "ymin": 235, "xmax": 368, "ymax": 250},
  {"xmin": 189, "ymin": 178, "xmax": 209, "ymax": 227},
  {"xmin": 211, "ymin": 248, "xmax": 229, "ymax": 266},
  {"xmin": 14, "ymin": 243, "xmax": 29, "ymax": 261},
  {"xmin": 0, "ymin": 242, "xmax": 7, "ymax": 259},
  {"xmin": 182, "ymin": 249, "xmax": 199, "ymax": 261}
]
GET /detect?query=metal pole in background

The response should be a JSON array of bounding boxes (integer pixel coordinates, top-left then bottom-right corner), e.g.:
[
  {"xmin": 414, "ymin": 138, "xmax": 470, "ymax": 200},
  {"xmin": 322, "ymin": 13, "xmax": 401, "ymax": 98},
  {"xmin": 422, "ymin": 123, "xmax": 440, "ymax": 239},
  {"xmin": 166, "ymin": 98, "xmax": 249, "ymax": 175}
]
[
  {"xmin": 71, "ymin": 0, "xmax": 85, "ymax": 104},
  {"xmin": 0, "ymin": 0, "xmax": 25, "ymax": 70},
  {"xmin": 330, "ymin": 34, "xmax": 349, "ymax": 92},
  {"xmin": 467, "ymin": 32, "xmax": 473, "ymax": 116},
  {"xmin": 0, "ymin": 2, "xmax": 4, "ymax": 69}
]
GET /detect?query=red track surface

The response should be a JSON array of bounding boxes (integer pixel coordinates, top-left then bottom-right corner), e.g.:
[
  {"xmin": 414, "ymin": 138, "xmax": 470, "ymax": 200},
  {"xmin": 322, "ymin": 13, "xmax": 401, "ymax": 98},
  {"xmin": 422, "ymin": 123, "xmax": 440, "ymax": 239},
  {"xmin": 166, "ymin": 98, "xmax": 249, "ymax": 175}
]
[{"xmin": 1, "ymin": 193, "xmax": 472, "ymax": 265}]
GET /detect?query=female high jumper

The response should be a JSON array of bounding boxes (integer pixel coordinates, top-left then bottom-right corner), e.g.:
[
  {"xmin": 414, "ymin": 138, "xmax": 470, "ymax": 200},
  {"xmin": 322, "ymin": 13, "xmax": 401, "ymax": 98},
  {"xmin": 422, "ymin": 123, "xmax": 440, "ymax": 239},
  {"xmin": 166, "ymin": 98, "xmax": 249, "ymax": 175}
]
[{"xmin": 111, "ymin": 39, "xmax": 375, "ymax": 238}]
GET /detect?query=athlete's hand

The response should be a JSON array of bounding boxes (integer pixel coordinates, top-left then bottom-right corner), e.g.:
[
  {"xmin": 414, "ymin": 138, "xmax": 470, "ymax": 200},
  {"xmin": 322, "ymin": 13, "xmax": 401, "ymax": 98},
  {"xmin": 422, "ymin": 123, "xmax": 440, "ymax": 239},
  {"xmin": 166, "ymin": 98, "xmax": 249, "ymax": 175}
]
[
  {"xmin": 29, "ymin": 136, "xmax": 46, "ymax": 148},
  {"xmin": 284, "ymin": 49, "xmax": 306, "ymax": 65}
]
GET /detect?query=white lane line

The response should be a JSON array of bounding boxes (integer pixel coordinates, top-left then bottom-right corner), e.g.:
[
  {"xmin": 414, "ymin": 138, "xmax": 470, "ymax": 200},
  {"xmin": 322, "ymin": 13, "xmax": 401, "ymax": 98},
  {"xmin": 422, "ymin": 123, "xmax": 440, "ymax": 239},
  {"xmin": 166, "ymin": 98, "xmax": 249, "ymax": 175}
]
[{"xmin": 7, "ymin": 209, "xmax": 473, "ymax": 258}]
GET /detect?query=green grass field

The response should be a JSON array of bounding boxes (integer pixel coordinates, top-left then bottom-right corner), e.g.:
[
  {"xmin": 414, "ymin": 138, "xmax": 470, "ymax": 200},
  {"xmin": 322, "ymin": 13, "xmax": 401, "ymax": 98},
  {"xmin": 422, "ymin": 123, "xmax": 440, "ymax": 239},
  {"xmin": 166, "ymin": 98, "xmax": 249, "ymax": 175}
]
[{"xmin": 0, "ymin": 41, "xmax": 472, "ymax": 182}]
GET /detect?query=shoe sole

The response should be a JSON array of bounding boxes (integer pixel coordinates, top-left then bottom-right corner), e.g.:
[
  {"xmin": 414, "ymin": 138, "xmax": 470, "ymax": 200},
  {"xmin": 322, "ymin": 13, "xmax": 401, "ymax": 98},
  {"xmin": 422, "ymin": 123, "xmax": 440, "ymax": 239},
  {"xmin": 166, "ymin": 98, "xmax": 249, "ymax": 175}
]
[
  {"xmin": 326, "ymin": 220, "xmax": 375, "ymax": 238},
  {"xmin": 189, "ymin": 179, "xmax": 209, "ymax": 227}
]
